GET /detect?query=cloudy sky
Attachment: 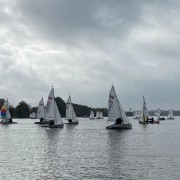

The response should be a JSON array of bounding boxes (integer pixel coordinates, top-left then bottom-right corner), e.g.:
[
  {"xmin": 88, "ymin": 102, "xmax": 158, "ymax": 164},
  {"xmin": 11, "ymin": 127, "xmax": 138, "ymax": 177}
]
[{"xmin": 0, "ymin": 0, "xmax": 180, "ymax": 110}]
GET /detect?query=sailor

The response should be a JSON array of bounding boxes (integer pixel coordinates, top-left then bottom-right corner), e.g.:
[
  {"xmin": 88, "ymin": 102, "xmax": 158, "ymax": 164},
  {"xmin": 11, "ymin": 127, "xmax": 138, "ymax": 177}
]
[
  {"xmin": 40, "ymin": 117, "xmax": 43, "ymax": 122},
  {"xmin": 8, "ymin": 117, "xmax": 12, "ymax": 123},
  {"xmin": 68, "ymin": 119, "xmax": 73, "ymax": 124},
  {"xmin": 151, "ymin": 117, "xmax": 154, "ymax": 122},
  {"xmin": 49, "ymin": 120, "xmax": 54, "ymax": 126},
  {"xmin": 115, "ymin": 117, "xmax": 123, "ymax": 124}
]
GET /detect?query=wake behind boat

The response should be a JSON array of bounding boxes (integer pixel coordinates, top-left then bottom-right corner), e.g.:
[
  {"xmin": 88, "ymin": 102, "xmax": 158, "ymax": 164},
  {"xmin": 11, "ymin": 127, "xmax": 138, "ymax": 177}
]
[
  {"xmin": 0, "ymin": 99, "xmax": 17, "ymax": 125},
  {"xmin": 106, "ymin": 85, "xmax": 132, "ymax": 130}
]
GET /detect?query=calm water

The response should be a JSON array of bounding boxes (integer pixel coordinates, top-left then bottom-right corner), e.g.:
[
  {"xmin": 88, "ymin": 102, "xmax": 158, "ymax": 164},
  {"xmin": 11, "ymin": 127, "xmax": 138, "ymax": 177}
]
[{"xmin": 0, "ymin": 117, "xmax": 180, "ymax": 180}]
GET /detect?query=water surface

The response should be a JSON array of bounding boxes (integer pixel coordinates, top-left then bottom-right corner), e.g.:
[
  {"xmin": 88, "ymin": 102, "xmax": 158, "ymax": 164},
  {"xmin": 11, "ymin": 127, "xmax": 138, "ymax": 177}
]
[{"xmin": 0, "ymin": 117, "xmax": 179, "ymax": 180}]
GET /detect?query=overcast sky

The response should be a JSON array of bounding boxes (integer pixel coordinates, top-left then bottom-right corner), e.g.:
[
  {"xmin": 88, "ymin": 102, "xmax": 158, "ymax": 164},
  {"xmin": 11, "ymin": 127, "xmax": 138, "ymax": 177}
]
[{"xmin": 0, "ymin": 0, "xmax": 180, "ymax": 110}]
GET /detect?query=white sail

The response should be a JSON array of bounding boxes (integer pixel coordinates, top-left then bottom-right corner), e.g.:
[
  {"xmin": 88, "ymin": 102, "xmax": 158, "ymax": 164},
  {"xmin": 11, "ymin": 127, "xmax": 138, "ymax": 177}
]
[
  {"xmin": 99, "ymin": 112, "xmax": 103, "ymax": 119},
  {"xmin": 139, "ymin": 96, "xmax": 148, "ymax": 123},
  {"xmin": 66, "ymin": 96, "xmax": 78, "ymax": 122},
  {"xmin": 66, "ymin": 96, "xmax": 73, "ymax": 120},
  {"xmin": 108, "ymin": 85, "xmax": 131, "ymax": 124},
  {"xmin": 54, "ymin": 101, "xmax": 63, "ymax": 125},
  {"xmin": 89, "ymin": 111, "xmax": 94, "ymax": 119},
  {"xmin": 167, "ymin": 109, "xmax": 174, "ymax": 119},
  {"xmin": 133, "ymin": 111, "xmax": 140, "ymax": 118},
  {"xmin": 96, "ymin": 111, "xmax": 100, "ymax": 119},
  {"xmin": 30, "ymin": 112, "xmax": 36, "ymax": 118},
  {"xmin": 37, "ymin": 98, "xmax": 45, "ymax": 119},
  {"xmin": 155, "ymin": 108, "xmax": 161, "ymax": 119},
  {"xmin": 45, "ymin": 88, "xmax": 55, "ymax": 120}
]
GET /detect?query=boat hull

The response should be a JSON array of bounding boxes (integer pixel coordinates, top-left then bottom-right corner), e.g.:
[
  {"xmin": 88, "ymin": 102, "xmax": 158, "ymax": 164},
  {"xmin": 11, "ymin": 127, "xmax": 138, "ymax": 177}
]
[
  {"xmin": 139, "ymin": 121, "xmax": 148, "ymax": 124},
  {"xmin": 50, "ymin": 124, "xmax": 64, "ymax": 128},
  {"xmin": 68, "ymin": 121, "xmax": 79, "ymax": 125},
  {"xmin": 106, "ymin": 123, "xmax": 132, "ymax": 130},
  {"xmin": 139, "ymin": 121, "xmax": 160, "ymax": 124},
  {"xmin": 167, "ymin": 118, "xmax": 174, "ymax": 120},
  {"xmin": 0, "ymin": 122, "xmax": 18, "ymax": 125},
  {"xmin": 34, "ymin": 121, "xmax": 49, "ymax": 124}
]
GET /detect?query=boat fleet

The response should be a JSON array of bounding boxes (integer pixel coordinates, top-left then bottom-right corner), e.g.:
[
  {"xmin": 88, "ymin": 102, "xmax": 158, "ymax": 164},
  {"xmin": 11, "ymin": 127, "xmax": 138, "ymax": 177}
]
[{"xmin": 0, "ymin": 85, "xmax": 176, "ymax": 129}]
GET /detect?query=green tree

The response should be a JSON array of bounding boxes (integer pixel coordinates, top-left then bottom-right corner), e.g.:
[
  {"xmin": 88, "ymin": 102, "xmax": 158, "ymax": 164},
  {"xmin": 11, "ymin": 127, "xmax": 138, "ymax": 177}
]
[
  {"xmin": 16, "ymin": 101, "xmax": 30, "ymax": 118},
  {"xmin": 9, "ymin": 106, "xmax": 16, "ymax": 118},
  {"xmin": 55, "ymin": 97, "xmax": 66, "ymax": 117}
]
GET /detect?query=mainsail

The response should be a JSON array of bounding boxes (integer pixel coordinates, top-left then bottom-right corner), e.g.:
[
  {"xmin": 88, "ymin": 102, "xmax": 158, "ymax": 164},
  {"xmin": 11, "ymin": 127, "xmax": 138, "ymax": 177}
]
[
  {"xmin": 0, "ymin": 99, "xmax": 11, "ymax": 122},
  {"xmin": 139, "ymin": 96, "xmax": 148, "ymax": 123},
  {"xmin": 108, "ymin": 85, "xmax": 131, "ymax": 124},
  {"xmin": 37, "ymin": 97, "xmax": 45, "ymax": 119},
  {"xmin": 66, "ymin": 96, "xmax": 78, "ymax": 122}
]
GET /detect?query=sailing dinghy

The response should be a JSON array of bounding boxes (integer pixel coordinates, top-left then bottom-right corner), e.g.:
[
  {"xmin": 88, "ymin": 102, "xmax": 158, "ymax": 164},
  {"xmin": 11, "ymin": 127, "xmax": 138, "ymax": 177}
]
[
  {"xmin": 95, "ymin": 111, "xmax": 100, "ymax": 119},
  {"xmin": 99, "ymin": 111, "xmax": 104, "ymax": 119},
  {"xmin": 139, "ymin": 96, "xmax": 149, "ymax": 124},
  {"xmin": 0, "ymin": 99, "xmax": 17, "ymax": 124},
  {"xmin": 106, "ymin": 85, "xmax": 132, "ymax": 130},
  {"xmin": 139, "ymin": 96, "xmax": 159, "ymax": 124},
  {"xmin": 34, "ymin": 97, "xmax": 48, "ymax": 124},
  {"xmin": 89, "ymin": 111, "xmax": 95, "ymax": 119},
  {"xmin": 45, "ymin": 87, "xmax": 64, "ymax": 128},
  {"xmin": 167, "ymin": 110, "xmax": 174, "ymax": 120},
  {"xmin": 66, "ymin": 96, "xmax": 78, "ymax": 125}
]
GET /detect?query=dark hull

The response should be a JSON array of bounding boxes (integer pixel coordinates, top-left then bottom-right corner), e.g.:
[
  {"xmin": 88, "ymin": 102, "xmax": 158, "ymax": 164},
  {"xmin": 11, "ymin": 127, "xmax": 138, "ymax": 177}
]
[
  {"xmin": 34, "ymin": 121, "xmax": 49, "ymax": 124},
  {"xmin": 139, "ymin": 121, "xmax": 160, "ymax": 124},
  {"xmin": 0, "ymin": 122, "xmax": 18, "ymax": 125},
  {"xmin": 68, "ymin": 121, "xmax": 79, "ymax": 125},
  {"xmin": 167, "ymin": 118, "xmax": 174, "ymax": 120},
  {"xmin": 50, "ymin": 124, "xmax": 64, "ymax": 128},
  {"xmin": 106, "ymin": 123, "xmax": 132, "ymax": 130}
]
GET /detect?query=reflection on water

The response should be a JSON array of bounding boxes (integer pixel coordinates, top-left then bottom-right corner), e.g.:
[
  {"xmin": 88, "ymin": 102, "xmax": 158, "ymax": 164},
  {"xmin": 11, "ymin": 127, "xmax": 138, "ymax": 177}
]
[{"xmin": 0, "ymin": 117, "xmax": 180, "ymax": 179}]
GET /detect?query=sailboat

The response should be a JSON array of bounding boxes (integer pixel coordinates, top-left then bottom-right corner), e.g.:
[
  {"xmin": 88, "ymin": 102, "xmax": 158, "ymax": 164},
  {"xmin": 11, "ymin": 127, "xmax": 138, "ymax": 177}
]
[
  {"xmin": 0, "ymin": 99, "xmax": 17, "ymax": 124},
  {"xmin": 66, "ymin": 96, "xmax": 78, "ymax": 125},
  {"xmin": 29, "ymin": 112, "xmax": 36, "ymax": 119},
  {"xmin": 34, "ymin": 97, "xmax": 48, "ymax": 124},
  {"xmin": 95, "ymin": 111, "xmax": 100, "ymax": 119},
  {"xmin": 89, "ymin": 111, "xmax": 95, "ymax": 119},
  {"xmin": 106, "ymin": 85, "xmax": 132, "ymax": 129},
  {"xmin": 45, "ymin": 87, "xmax": 64, "ymax": 128},
  {"xmin": 139, "ymin": 96, "xmax": 149, "ymax": 124},
  {"xmin": 133, "ymin": 111, "xmax": 140, "ymax": 119},
  {"xmin": 139, "ymin": 96, "xmax": 159, "ymax": 124},
  {"xmin": 99, "ymin": 111, "xmax": 104, "ymax": 119},
  {"xmin": 167, "ymin": 109, "xmax": 174, "ymax": 120},
  {"xmin": 155, "ymin": 108, "xmax": 165, "ymax": 120}
]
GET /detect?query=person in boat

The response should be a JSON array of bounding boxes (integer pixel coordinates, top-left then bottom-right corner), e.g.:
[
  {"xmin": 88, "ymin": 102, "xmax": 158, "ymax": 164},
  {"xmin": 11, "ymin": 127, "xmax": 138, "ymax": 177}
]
[
  {"xmin": 115, "ymin": 117, "xmax": 123, "ymax": 124},
  {"xmin": 8, "ymin": 117, "xmax": 12, "ymax": 123},
  {"xmin": 68, "ymin": 119, "xmax": 73, "ymax": 124},
  {"xmin": 151, "ymin": 117, "xmax": 154, "ymax": 123},
  {"xmin": 49, "ymin": 120, "xmax": 54, "ymax": 126},
  {"xmin": 40, "ymin": 117, "xmax": 43, "ymax": 122}
]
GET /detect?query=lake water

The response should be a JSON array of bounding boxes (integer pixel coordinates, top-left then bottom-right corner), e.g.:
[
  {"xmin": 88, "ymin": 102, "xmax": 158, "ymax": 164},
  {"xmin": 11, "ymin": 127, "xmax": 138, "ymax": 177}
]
[{"xmin": 0, "ymin": 117, "xmax": 180, "ymax": 180}]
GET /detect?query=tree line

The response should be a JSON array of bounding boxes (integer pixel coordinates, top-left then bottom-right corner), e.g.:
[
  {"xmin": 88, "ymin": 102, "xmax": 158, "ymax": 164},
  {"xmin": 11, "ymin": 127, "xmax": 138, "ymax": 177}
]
[
  {"xmin": 0, "ymin": 98, "xmax": 108, "ymax": 118},
  {"xmin": 1, "ymin": 98, "xmax": 180, "ymax": 118}
]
